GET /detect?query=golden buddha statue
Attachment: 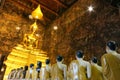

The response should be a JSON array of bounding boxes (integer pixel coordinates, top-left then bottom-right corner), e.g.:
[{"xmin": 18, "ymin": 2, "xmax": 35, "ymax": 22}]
[{"xmin": 23, "ymin": 22, "xmax": 38, "ymax": 49}]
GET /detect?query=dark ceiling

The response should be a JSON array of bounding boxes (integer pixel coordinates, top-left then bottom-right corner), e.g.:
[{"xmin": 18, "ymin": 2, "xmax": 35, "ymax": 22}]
[
  {"xmin": 105, "ymin": 0, "xmax": 120, "ymax": 7},
  {"xmin": 0, "ymin": 0, "xmax": 78, "ymax": 26},
  {"xmin": 0, "ymin": 0, "xmax": 120, "ymax": 26}
]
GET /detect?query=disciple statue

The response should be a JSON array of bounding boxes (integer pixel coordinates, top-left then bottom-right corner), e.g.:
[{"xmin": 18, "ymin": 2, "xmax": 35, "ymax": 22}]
[
  {"xmin": 90, "ymin": 57, "xmax": 104, "ymax": 80},
  {"xmin": 8, "ymin": 69, "xmax": 16, "ymax": 79},
  {"xmin": 101, "ymin": 41, "xmax": 120, "ymax": 80},
  {"xmin": 40, "ymin": 59, "xmax": 51, "ymax": 80},
  {"xmin": 25, "ymin": 63, "xmax": 36, "ymax": 80},
  {"xmin": 68, "ymin": 50, "xmax": 91, "ymax": 80},
  {"xmin": 35, "ymin": 61, "xmax": 42, "ymax": 80},
  {"xmin": 15, "ymin": 67, "xmax": 23, "ymax": 79},
  {"xmin": 21, "ymin": 66, "xmax": 28, "ymax": 79},
  {"xmin": 51, "ymin": 55, "xmax": 67, "ymax": 80}
]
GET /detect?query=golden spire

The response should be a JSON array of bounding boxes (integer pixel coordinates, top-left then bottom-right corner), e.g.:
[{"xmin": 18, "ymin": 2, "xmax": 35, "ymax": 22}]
[{"xmin": 31, "ymin": 5, "xmax": 43, "ymax": 20}]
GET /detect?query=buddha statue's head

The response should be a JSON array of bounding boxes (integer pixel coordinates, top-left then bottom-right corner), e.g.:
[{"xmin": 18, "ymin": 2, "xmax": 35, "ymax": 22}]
[
  {"xmin": 56, "ymin": 55, "xmax": 63, "ymax": 63},
  {"xmin": 76, "ymin": 50, "xmax": 84, "ymax": 59},
  {"xmin": 45, "ymin": 59, "xmax": 50, "ymax": 65},
  {"xmin": 106, "ymin": 41, "xmax": 118, "ymax": 53}
]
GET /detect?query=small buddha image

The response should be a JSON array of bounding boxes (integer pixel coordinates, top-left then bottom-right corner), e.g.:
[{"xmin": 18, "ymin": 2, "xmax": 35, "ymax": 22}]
[{"xmin": 101, "ymin": 41, "xmax": 120, "ymax": 80}]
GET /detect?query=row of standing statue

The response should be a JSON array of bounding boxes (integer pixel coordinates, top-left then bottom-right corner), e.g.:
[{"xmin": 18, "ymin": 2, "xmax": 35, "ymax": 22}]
[{"xmin": 8, "ymin": 41, "xmax": 120, "ymax": 80}]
